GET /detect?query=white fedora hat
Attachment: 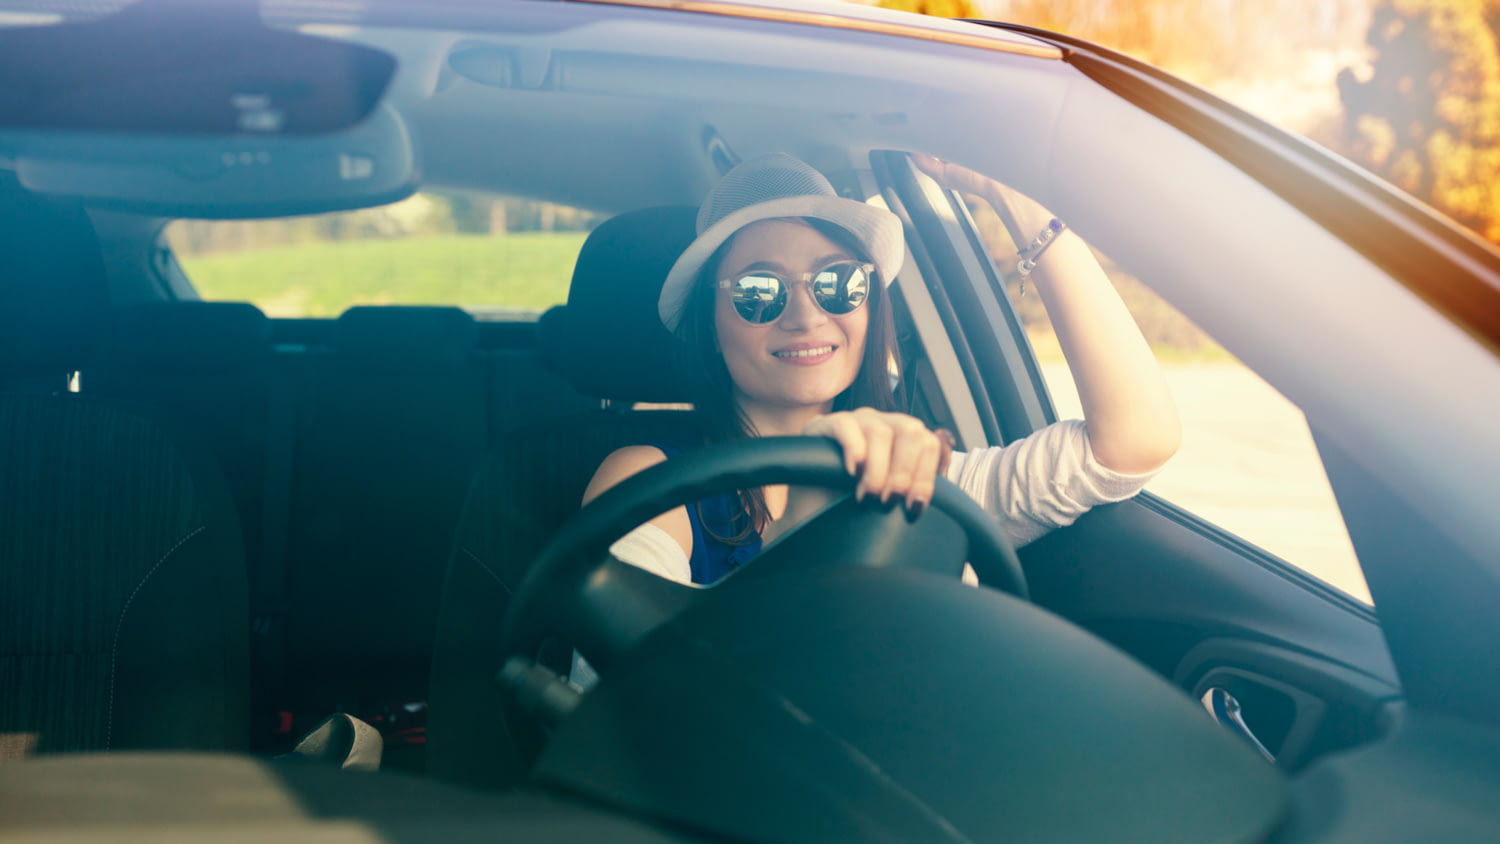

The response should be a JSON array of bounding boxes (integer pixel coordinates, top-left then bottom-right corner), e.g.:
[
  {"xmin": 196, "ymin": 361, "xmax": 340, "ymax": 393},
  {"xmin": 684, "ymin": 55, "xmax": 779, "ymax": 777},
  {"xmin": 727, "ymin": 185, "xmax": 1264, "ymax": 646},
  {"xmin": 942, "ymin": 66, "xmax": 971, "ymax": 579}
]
[{"xmin": 658, "ymin": 153, "xmax": 905, "ymax": 331}]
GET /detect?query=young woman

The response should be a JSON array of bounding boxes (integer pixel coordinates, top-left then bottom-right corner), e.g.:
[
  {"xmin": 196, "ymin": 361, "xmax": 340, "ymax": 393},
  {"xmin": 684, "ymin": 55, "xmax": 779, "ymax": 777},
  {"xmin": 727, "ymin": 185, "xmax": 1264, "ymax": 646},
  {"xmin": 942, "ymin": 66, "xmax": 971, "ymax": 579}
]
[{"xmin": 583, "ymin": 153, "xmax": 1181, "ymax": 586}]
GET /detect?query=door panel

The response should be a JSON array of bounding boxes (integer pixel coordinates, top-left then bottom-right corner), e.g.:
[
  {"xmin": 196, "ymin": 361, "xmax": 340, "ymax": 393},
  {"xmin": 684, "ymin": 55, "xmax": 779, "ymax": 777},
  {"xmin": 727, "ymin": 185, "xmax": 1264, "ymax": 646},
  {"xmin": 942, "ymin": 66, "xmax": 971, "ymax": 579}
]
[{"xmin": 1019, "ymin": 497, "xmax": 1399, "ymax": 772}]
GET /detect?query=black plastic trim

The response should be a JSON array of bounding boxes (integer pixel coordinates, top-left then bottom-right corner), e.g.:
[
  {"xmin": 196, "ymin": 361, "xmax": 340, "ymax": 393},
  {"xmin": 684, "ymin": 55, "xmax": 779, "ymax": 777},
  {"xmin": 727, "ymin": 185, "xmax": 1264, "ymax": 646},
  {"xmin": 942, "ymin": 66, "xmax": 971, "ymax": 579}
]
[
  {"xmin": 875, "ymin": 150, "xmax": 1044, "ymax": 443},
  {"xmin": 1132, "ymin": 490, "xmax": 1378, "ymax": 620},
  {"xmin": 871, "ymin": 150, "xmax": 1004, "ymax": 444},
  {"xmin": 944, "ymin": 187, "xmax": 1055, "ymax": 427}
]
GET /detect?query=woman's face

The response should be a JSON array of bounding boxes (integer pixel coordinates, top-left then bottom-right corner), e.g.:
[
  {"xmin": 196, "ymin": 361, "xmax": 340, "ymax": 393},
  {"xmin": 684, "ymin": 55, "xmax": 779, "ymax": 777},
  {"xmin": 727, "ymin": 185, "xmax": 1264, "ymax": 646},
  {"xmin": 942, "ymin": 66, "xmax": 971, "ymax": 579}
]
[{"xmin": 712, "ymin": 218, "xmax": 869, "ymax": 416}]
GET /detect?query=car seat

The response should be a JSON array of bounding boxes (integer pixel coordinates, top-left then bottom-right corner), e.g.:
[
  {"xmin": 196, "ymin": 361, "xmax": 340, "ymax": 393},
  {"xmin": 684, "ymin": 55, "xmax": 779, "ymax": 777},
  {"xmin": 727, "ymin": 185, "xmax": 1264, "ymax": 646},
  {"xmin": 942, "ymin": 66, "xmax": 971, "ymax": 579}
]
[
  {"xmin": 0, "ymin": 174, "xmax": 251, "ymax": 757},
  {"xmin": 425, "ymin": 205, "xmax": 700, "ymax": 789}
]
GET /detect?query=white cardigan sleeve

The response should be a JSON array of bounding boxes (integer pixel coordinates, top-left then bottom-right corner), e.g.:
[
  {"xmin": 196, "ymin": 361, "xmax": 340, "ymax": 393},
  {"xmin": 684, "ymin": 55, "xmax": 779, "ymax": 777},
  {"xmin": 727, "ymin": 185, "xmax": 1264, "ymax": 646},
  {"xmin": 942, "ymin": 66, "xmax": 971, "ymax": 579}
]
[
  {"xmin": 945, "ymin": 419, "xmax": 1160, "ymax": 549},
  {"xmin": 609, "ymin": 522, "xmax": 693, "ymax": 584}
]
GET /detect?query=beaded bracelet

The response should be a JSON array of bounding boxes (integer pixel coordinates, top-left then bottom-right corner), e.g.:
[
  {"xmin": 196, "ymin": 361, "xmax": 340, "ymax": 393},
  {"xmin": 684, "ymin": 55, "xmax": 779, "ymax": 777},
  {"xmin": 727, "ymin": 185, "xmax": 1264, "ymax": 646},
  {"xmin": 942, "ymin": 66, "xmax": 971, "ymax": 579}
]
[{"xmin": 1015, "ymin": 218, "xmax": 1067, "ymax": 295}]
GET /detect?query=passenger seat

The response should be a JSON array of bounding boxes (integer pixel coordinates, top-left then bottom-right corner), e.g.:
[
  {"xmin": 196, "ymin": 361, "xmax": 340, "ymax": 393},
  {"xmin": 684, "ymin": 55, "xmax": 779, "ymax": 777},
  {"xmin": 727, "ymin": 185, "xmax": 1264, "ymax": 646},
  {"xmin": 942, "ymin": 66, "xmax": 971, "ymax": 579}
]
[
  {"xmin": 92, "ymin": 301, "xmax": 286, "ymax": 744},
  {"xmin": 0, "ymin": 176, "xmax": 250, "ymax": 757}
]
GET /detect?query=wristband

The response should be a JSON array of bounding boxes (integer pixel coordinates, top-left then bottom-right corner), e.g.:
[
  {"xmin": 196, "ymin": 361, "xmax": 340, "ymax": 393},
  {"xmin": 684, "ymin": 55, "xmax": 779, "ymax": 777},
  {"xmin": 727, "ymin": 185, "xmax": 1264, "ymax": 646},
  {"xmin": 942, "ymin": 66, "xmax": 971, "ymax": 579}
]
[{"xmin": 1016, "ymin": 218, "xmax": 1067, "ymax": 295}]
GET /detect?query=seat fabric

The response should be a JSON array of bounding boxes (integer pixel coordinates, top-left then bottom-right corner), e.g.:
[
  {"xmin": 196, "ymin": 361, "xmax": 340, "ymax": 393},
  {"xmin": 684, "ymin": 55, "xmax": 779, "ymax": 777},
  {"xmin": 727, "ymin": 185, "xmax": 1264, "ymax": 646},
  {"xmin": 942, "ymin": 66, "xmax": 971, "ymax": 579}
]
[
  {"xmin": 0, "ymin": 179, "xmax": 250, "ymax": 756},
  {"xmin": 426, "ymin": 206, "xmax": 699, "ymax": 789},
  {"xmin": 95, "ymin": 302, "xmax": 274, "ymax": 587},
  {"xmin": 0, "ymin": 396, "xmax": 251, "ymax": 754},
  {"xmin": 427, "ymin": 409, "xmax": 700, "ymax": 789}
]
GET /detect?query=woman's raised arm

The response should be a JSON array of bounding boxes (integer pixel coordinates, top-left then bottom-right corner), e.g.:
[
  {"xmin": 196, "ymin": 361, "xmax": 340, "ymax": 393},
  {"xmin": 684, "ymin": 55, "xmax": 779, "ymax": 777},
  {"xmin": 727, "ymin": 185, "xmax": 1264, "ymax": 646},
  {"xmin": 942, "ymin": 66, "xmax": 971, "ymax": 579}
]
[{"xmin": 913, "ymin": 155, "xmax": 1181, "ymax": 474}]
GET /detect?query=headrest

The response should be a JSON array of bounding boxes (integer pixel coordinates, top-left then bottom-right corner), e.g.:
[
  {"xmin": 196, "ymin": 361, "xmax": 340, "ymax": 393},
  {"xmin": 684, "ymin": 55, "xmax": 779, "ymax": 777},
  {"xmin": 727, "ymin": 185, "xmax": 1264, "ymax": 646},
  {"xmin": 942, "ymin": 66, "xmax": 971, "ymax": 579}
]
[
  {"xmin": 332, "ymin": 306, "xmax": 478, "ymax": 373},
  {"xmin": 110, "ymin": 302, "xmax": 271, "ymax": 375},
  {"xmin": 538, "ymin": 206, "xmax": 698, "ymax": 403},
  {"xmin": 0, "ymin": 172, "xmax": 110, "ymax": 375}
]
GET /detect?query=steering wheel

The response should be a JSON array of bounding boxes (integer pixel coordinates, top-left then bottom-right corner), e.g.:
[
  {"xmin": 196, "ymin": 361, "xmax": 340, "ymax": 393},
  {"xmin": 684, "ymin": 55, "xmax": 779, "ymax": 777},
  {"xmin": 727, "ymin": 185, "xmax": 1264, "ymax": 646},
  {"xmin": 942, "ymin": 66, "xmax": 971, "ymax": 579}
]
[{"xmin": 499, "ymin": 437, "xmax": 1027, "ymax": 676}]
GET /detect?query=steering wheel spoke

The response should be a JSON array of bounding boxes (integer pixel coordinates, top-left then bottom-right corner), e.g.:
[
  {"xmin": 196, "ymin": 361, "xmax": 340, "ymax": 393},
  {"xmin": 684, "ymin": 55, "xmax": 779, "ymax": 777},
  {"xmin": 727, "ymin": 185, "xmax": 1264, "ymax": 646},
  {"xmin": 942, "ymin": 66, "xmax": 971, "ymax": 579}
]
[{"xmin": 572, "ymin": 553, "xmax": 701, "ymax": 672}]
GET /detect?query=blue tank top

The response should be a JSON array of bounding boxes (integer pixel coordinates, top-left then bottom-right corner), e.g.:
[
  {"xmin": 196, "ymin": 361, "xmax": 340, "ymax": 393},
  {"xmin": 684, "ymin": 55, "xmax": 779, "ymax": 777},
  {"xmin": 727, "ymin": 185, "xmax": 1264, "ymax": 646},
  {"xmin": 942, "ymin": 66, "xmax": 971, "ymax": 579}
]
[{"xmin": 640, "ymin": 441, "xmax": 762, "ymax": 584}]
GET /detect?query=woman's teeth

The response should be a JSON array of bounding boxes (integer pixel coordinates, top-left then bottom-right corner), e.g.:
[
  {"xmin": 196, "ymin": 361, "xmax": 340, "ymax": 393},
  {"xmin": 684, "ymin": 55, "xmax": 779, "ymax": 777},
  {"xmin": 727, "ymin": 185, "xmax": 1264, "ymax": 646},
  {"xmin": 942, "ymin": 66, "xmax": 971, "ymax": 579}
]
[{"xmin": 773, "ymin": 346, "xmax": 834, "ymax": 358}]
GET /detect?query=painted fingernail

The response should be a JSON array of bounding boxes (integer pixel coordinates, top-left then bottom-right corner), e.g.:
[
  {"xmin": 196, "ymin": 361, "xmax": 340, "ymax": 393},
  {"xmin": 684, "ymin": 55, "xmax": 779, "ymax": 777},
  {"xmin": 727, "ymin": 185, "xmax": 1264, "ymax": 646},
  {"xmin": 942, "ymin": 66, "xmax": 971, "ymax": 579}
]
[{"xmin": 908, "ymin": 500, "xmax": 926, "ymax": 518}]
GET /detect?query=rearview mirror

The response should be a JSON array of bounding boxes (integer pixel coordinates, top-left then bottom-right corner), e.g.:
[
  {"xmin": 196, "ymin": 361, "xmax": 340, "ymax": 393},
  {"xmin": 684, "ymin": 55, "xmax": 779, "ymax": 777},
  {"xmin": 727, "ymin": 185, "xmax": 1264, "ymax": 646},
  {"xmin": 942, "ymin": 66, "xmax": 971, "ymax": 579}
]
[
  {"xmin": 0, "ymin": 0, "xmax": 415, "ymax": 218},
  {"xmin": 0, "ymin": 0, "xmax": 396, "ymax": 135},
  {"xmin": 1, "ymin": 104, "xmax": 417, "ymax": 219}
]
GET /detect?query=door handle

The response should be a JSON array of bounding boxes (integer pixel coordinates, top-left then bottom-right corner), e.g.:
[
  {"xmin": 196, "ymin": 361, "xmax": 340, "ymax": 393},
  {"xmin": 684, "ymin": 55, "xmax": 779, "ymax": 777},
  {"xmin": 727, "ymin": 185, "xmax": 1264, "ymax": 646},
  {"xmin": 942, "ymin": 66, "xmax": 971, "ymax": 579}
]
[{"xmin": 1201, "ymin": 687, "xmax": 1275, "ymax": 762}]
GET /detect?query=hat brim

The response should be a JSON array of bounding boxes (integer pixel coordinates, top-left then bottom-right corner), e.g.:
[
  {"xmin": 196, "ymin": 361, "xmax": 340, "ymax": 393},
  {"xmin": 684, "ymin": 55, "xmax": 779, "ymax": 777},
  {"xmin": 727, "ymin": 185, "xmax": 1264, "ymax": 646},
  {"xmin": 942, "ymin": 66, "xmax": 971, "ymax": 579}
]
[{"xmin": 658, "ymin": 195, "xmax": 905, "ymax": 331}]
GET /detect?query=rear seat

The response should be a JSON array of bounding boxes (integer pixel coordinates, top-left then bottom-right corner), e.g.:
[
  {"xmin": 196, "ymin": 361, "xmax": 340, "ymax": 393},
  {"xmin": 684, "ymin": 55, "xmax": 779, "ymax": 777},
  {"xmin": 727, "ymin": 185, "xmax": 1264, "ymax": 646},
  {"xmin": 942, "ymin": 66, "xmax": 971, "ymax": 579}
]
[
  {"xmin": 282, "ymin": 306, "xmax": 487, "ymax": 726},
  {"xmin": 95, "ymin": 299, "xmax": 606, "ymax": 764},
  {"xmin": 479, "ymin": 320, "xmax": 602, "ymax": 437},
  {"xmin": 80, "ymin": 210, "xmax": 711, "ymax": 781}
]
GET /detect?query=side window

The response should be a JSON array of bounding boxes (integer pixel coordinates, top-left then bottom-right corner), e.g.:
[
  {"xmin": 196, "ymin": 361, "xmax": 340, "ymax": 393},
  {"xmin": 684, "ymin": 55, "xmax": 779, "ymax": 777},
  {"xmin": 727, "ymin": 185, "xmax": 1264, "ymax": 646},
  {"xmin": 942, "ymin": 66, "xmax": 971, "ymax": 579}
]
[
  {"xmin": 164, "ymin": 192, "xmax": 601, "ymax": 318},
  {"xmin": 949, "ymin": 185, "xmax": 1370, "ymax": 604}
]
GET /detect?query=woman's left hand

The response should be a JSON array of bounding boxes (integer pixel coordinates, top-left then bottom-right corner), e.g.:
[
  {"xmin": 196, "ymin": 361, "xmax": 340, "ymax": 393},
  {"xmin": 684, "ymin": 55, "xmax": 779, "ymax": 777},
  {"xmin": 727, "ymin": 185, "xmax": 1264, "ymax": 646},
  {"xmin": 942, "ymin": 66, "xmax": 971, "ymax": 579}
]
[{"xmin": 804, "ymin": 408, "xmax": 954, "ymax": 515}]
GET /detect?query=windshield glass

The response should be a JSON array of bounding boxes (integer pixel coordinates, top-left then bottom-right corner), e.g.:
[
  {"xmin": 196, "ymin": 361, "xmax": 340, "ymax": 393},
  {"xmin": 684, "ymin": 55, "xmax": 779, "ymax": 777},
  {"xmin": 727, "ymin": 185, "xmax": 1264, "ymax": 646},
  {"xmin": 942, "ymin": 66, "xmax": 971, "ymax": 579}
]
[{"xmin": 0, "ymin": 0, "xmax": 1380, "ymax": 602}]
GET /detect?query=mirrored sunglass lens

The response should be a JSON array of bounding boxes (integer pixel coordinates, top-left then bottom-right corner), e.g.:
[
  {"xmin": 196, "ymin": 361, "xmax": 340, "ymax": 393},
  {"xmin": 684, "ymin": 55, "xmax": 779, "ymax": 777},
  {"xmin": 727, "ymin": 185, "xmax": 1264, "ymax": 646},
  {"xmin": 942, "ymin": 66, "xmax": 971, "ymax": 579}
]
[
  {"xmin": 731, "ymin": 274, "xmax": 786, "ymax": 323},
  {"xmin": 812, "ymin": 265, "xmax": 869, "ymax": 314}
]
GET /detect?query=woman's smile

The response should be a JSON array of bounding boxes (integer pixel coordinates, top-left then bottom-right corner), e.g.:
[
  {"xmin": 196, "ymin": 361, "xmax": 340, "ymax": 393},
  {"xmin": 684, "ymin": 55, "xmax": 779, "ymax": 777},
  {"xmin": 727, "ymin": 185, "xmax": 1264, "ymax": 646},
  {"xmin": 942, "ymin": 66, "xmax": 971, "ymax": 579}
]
[{"xmin": 771, "ymin": 342, "xmax": 838, "ymax": 364}]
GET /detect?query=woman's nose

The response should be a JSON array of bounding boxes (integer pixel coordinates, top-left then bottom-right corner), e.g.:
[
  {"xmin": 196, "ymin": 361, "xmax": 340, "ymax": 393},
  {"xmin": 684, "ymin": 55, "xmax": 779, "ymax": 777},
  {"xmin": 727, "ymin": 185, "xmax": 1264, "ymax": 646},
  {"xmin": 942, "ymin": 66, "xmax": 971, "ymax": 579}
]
[{"xmin": 776, "ymin": 281, "xmax": 828, "ymax": 330}]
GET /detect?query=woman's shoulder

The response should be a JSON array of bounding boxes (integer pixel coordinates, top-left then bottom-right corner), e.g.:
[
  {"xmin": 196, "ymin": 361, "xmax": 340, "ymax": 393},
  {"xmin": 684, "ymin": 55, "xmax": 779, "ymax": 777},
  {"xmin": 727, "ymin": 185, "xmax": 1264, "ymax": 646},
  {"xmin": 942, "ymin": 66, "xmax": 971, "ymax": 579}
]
[
  {"xmin": 595, "ymin": 442, "xmax": 673, "ymax": 476},
  {"xmin": 583, "ymin": 436, "xmax": 704, "ymax": 503},
  {"xmin": 584, "ymin": 444, "xmax": 672, "ymax": 506}
]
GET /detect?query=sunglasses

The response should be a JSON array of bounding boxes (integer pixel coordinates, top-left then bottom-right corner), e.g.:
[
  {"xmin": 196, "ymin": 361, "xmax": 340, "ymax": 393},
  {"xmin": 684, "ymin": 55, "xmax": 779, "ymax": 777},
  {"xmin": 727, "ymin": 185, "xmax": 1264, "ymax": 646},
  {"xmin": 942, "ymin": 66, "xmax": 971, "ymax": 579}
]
[{"xmin": 717, "ymin": 260, "xmax": 874, "ymax": 325}]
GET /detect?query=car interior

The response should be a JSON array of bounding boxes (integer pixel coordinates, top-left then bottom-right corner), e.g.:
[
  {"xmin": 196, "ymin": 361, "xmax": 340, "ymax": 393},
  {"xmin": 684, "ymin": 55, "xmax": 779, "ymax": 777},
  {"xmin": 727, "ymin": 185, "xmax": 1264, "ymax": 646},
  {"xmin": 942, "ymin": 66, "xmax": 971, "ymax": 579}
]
[{"xmin": 3, "ymin": 1, "xmax": 1500, "ymax": 841}]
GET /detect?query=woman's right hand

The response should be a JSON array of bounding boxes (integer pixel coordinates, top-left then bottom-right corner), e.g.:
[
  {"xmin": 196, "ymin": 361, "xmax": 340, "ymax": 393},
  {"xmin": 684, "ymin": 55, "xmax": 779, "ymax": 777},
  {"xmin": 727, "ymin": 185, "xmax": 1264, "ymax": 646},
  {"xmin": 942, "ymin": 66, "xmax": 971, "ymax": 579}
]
[{"xmin": 803, "ymin": 408, "xmax": 954, "ymax": 515}]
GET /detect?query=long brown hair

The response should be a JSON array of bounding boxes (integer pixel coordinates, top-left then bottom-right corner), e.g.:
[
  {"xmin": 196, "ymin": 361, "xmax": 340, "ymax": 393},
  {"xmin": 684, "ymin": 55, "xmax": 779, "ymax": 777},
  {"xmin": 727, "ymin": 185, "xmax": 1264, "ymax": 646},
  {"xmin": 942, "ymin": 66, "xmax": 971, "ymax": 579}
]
[{"xmin": 672, "ymin": 216, "xmax": 904, "ymax": 543}]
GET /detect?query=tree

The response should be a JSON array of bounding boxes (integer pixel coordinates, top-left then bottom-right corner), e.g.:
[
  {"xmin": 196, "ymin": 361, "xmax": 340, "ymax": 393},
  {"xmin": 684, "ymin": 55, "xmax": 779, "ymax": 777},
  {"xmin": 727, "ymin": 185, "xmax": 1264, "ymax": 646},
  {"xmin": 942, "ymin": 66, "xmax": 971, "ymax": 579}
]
[
  {"xmin": 438, "ymin": 191, "xmax": 497, "ymax": 234},
  {"xmin": 1340, "ymin": 0, "xmax": 1500, "ymax": 243},
  {"xmin": 998, "ymin": 0, "xmax": 1373, "ymax": 86},
  {"xmin": 876, "ymin": 0, "xmax": 980, "ymax": 19}
]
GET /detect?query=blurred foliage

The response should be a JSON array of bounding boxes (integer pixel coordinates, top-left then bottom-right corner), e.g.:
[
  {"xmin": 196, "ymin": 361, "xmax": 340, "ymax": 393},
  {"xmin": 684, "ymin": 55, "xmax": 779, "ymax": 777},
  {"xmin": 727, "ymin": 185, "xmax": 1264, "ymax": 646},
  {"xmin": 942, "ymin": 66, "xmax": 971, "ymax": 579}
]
[
  {"xmin": 175, "ymin": 232, "xmax": 584, "ymax": 317},
  {"xmin": 1339, "ymin": 0, "xmax": 1500, "ymax": 243},
  {"xmin": 876, "ymin": 0, "xmax": 979, "ymax": 18},
  {"xmin": 998, "ymin": 0, "xmax": 1368, "ymax": 84},
  {"xmin": 989, "ymin": 0, "xmax": 1500, "ymax": 247},
  {"xmin": 170, "ymin": 192, "xmax": 600, "ymax": 257}
]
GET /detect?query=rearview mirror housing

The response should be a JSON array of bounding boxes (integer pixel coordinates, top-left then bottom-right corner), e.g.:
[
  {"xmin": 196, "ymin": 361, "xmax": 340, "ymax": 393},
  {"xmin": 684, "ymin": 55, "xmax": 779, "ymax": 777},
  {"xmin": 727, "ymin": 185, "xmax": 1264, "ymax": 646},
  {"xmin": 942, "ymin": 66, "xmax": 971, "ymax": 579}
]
[{"xmin": 1, "ymin": 104, "xmax": 418, "ymax": 219}]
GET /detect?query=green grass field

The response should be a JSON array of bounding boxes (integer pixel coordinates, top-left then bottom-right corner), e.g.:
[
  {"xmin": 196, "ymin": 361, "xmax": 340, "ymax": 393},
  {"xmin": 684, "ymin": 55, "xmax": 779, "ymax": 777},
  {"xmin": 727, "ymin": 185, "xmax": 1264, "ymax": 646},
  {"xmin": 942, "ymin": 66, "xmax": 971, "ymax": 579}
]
[
  {"xmin": 178, "ymin": 232, "xmax": 587, "ymax": 317},
  {"xmin": 179, "ymin": 231, "xmax": 1230, "ymax": 361}
]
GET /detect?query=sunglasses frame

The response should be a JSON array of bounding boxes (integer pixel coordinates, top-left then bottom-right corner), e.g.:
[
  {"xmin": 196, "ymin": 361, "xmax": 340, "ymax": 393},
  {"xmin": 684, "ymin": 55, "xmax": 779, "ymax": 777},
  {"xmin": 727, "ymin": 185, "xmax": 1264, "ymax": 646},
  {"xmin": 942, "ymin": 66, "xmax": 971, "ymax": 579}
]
[{"xmin": 716, "ymin": 260, "xmax": 875, "ymax": 325}]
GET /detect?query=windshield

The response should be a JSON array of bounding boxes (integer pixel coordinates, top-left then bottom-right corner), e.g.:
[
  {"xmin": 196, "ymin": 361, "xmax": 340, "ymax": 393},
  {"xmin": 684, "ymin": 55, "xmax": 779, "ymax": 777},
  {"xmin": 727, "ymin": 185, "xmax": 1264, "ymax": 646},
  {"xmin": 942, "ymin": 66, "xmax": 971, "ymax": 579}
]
[
  {"xmin": 24, "ymin": 1, "xmax": 1500, "ymax": 825},
  {"xmin": 0, "ymin": 0, "xmax": 1379, "ymax": 600}
]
